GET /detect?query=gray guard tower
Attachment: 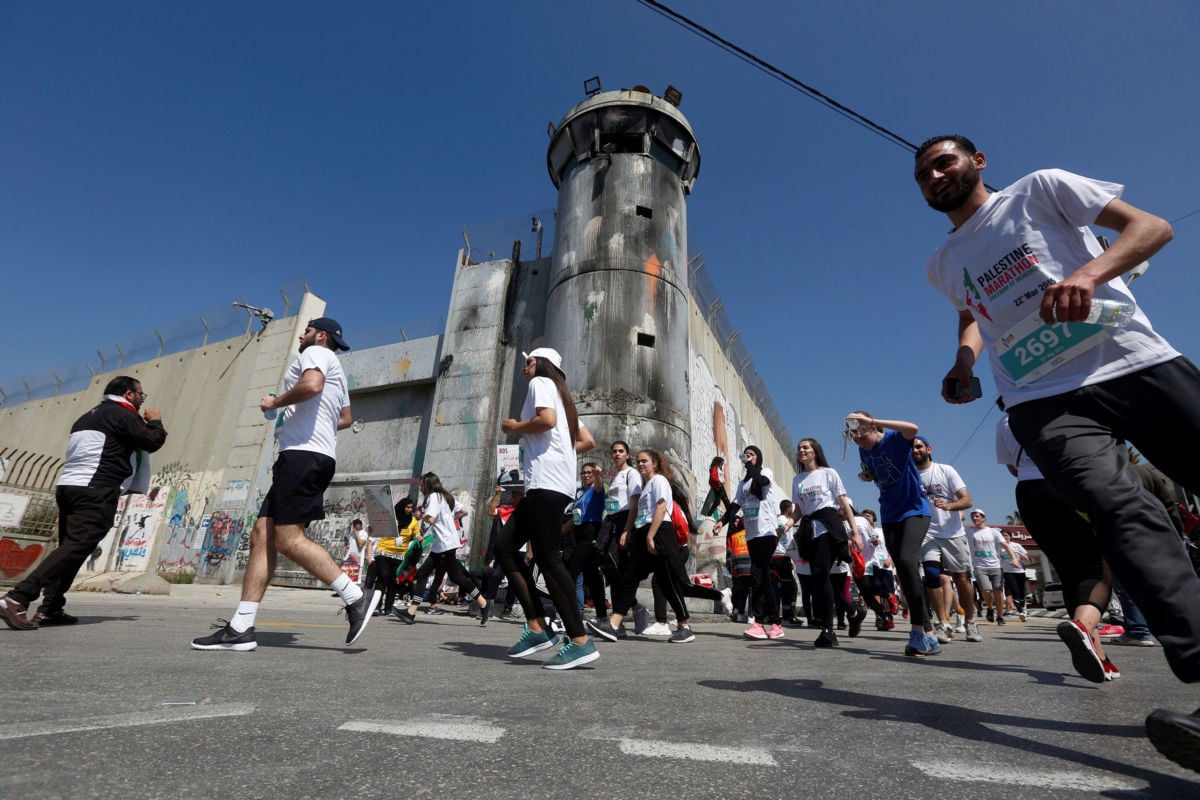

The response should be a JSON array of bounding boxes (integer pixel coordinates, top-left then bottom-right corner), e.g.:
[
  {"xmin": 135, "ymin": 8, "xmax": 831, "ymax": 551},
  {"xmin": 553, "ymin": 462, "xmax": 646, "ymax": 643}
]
[{"xmin": 544, "ymin": 83, "xmax": 701, "ymax": 472}]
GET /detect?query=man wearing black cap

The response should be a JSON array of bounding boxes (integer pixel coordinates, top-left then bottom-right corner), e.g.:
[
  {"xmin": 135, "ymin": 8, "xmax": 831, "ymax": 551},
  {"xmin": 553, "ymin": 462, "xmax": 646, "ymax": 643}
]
[{"xmin": 192, "ymin": 316, "xmax": 381, "ymax": 651}]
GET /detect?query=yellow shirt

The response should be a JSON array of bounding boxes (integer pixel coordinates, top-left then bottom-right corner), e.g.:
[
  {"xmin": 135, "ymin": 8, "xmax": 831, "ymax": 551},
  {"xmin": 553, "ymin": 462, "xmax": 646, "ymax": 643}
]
[{"xmin": 374, "ymin": 517, "xmax": 420, "ymax": 557}]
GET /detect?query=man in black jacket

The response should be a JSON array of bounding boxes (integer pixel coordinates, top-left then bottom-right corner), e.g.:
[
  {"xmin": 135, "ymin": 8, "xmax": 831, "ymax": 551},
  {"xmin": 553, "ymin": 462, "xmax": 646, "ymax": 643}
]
[{"xmin": 0, "ymin": 375, "xmax": 167, "ymax": 629}]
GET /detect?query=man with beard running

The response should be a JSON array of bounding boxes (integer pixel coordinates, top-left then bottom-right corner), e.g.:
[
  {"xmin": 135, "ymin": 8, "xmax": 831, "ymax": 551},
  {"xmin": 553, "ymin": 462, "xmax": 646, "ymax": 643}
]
[
  {"xmin": 917, "ymin": 134, "xmax": 1200, "ymax": 773},
  {"xmin": 911, "ymin": 436, "xmax": 978, "ymax": 643},
  {"xmin": 190, "ymin": 317, "xmax": 379, "ymax": 651}
]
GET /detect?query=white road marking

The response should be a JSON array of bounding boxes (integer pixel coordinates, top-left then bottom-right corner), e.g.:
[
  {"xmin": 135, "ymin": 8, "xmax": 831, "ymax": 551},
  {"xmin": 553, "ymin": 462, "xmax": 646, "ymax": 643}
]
[
  {"xmin": 618, "ymin": 737, "xmax": 778, "ymax": 766},
  {"xmin": 0, "ymin": 702, "xmax": 256, "ymax": 740},
  {"xmin": 916, "ymin": 762, "xmax": 1145, "ymax": 792},
  {"xmin": 339, "ymin": 716, "xmax": 505, "ymax": 743}
]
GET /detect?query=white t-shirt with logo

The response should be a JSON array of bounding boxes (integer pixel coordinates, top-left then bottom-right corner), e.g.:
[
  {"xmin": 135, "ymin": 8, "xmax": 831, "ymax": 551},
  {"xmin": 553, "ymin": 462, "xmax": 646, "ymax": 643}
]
[
  {"xmin": 1001, "ymin": 540, "xmax": 1028, "ymax": 574},
  {"xmin": 918, "ymin": 463, "xmax": 968, "ymax": 539},
  {"xmin": 519, "ymin": 376, "xmax": 576, "ymax": 497},
  {"xmin": 791, "ymin": 467, "xmax": 846, "ymax": 540},
  {"xmin": 277, "ymin": 346, "xmax": 350, "ymax": 459},
  {"xmin": 425, "ymin": 492, "xmax": 460, "ymax": 554},
  {"xmin": 925, "ymin": 169, "xmax": 1178, "ymax": 407},
  {"xmin": 734, "ymin": 467, "xmax": 780, "ymax": 540},
  {"xmin": 605, "ymin": 466, "xmax": 641, "ymax": 515},
  {"xmin": 968, "ymin": 525, "xmax": 1004, "ymax": 570},
  {"xmin": 634, "ymin": 473, "xmax": 673, "ymax": 529}
]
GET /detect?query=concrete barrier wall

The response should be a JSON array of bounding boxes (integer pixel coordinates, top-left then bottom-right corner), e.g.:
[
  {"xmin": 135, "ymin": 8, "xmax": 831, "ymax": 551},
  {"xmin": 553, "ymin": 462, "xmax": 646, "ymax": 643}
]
[{"xmin": 0, "ymin": 295, "xmax": 323, "ymax": 586}]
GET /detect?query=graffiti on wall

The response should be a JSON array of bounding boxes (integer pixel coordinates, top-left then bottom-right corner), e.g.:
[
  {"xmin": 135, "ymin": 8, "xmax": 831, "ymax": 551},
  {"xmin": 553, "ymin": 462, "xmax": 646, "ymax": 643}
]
[
  {"xmin": 156, "ymin": 476, "xmax": 259, "ymax": 579},
  {"xmin": 0, "ymin": 537, "xmax": 45, "ymax": 581},
  {"xmin": 107, "ymin": 488, "xmax": 168, "ymax": 572},
  {"xmin": 200, "ymin": 508, "xmax": 248, "ymax": 577}
]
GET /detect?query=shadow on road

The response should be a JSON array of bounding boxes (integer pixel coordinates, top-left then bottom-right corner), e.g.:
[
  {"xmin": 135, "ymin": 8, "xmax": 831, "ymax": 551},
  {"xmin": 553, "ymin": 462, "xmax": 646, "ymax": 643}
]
[{"xmin": 698, "ymin": 677, "xmax": 1195, "ymax": 791}]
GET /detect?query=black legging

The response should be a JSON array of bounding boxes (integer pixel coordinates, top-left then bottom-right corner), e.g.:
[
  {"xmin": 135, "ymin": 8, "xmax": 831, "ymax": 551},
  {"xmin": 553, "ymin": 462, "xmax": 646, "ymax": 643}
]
[
  {"xmin": 367, "ymin": 553, "xmax": 404, "ymax": 612},
  {"xmin": 807, "ymin": 533, "xmax": 859, "ymax": 629},
  {"xmin": 412, "ymin": 550, "xmax": 480, "ymax": 605},
  {"xmin": 612, "ymin": 525, "xmax": 722, "ymax": 622},
  {"xmin": 747, "ymin": 534, "xmax": 780, "ymax": 626},
  {"xmin": 882, "ymin": 514, "xmax": 931, "ymax": 629},
  {"xmin": 1003, "ymin": 571, "xmax": 1028, "ymax": 611},
  {"xmin": 795, "ymin": 572, "xmax": 816, "ymax": 623},
  {"xmin": 771, "ymin": 555, "xmax": 798, "ymax": 618},
  {"xmin": 566, "ymin": 520, "xmax": 609, "ymax": 620},
  {"xmin": 496, "ymin": 489, "xmax": 584, "ymax": 639},
  {"xmin": 1016, "ymin": 478, "xmax": 1103, "ymax": 616}
]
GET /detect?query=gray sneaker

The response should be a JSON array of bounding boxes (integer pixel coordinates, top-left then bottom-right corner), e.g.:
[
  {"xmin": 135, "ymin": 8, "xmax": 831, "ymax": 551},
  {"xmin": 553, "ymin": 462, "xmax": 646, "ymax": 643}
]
[
  {"xmin": 965, "ymin": 621, "xmax": 983, "ymax": 642},
  {"xmin": 633, "ymin": 606, "xmax": 650, "ymax": 635},
  {"xmin": 585, "ymin": 617, "xmax": 620, "ymax": 643},
  {"xmin": 669, "ymin": 626, "xmax": 696, "ymax": 643}
]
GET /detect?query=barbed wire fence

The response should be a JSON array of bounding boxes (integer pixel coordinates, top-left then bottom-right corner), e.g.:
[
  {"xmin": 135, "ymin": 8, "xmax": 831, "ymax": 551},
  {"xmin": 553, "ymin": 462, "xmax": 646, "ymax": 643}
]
[
  {"xmin": 0, "ymin": 277, "xmax": 311, "ymax": 408},
  {"xmin": 460, "ymin": 212, "xmax": 792, "ymax": 456}
]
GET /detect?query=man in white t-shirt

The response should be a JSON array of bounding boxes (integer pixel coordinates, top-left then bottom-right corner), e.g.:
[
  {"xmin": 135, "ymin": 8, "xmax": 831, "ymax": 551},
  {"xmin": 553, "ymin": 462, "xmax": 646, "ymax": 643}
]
[
  {"xmin": 912, "ymin": 436, "xmax": 978, "ymax": 643},
  {"xmin": 192, "ymin": 317, "xmax": 380, "ymax": 652},
  {"xmin": 916, "ymin": 135, "xmax": 1200, "ymax": 772},
  {"xmin": 966, "ymin": 510, "xmax": 1018, "ymax": 630}
]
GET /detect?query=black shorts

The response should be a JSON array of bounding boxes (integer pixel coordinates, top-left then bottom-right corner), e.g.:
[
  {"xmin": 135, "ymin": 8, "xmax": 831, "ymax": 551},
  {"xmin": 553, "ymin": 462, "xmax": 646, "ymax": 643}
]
[{"xmin": 259, "ymin": 450, "xmax": 336, "ymax": 526}]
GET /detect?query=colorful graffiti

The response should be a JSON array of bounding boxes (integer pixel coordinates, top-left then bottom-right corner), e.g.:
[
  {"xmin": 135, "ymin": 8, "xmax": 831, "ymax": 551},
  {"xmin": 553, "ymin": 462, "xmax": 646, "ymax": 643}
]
[{"xmin": 199, "ymin": 509, "xmax": 246, "ymax": 578}]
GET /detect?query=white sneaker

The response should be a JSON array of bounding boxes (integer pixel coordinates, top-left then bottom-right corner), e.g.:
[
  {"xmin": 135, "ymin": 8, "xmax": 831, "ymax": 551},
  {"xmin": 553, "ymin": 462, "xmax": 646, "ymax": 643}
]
[
  {"xmin": 641, "ymin": 622, "xmax": 672, "ymax": 637},
  {"xmin": 720, "ymin": 587, "xmax": 733, "ymax": 615}
]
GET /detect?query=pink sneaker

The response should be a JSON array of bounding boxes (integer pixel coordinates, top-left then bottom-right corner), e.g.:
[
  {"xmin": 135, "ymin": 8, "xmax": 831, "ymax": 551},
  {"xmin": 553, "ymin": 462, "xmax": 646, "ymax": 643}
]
[
  {"xmin": 766, "ymin": 624, "xmax": 785, "ymax": 640},
  {"xmin": 743, "ymin": 622, "xmax": 768, "ymax": 640},
  {"xmin": 1096, "ymin": 623, "xmax": 1125, "ymax": 640}
]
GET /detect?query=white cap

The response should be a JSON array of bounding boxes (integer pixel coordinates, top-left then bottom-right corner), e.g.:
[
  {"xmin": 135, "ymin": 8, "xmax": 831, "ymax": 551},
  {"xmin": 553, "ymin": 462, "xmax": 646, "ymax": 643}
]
[
  {"xmin": 971, "ymin": 508, "xmax": 987, "ymax": 517},
  {"xmin": 522, "ymin": 347, "xmax": 565, "ymax": 378}
]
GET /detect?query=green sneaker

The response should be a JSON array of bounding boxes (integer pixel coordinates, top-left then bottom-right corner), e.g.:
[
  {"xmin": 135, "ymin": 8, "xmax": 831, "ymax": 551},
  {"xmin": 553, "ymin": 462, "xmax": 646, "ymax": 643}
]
[
  {"xmin": 507, "ymin": 626, "xmax": 558, "ymax": 658},
  {"xmin": 542, "ymin": 638, "xmax": 599, "ymax": 670}
]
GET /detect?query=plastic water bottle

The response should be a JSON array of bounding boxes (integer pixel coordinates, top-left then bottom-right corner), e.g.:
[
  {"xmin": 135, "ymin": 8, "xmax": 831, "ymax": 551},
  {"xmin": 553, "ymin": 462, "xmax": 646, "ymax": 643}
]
[
  {"xmin": 263, "ymin": 393, "xmax": 277, "ymax": 420},
  {"xmin": 1083, "ymin": 299, "xmax": 1135, "ymax": 328}
]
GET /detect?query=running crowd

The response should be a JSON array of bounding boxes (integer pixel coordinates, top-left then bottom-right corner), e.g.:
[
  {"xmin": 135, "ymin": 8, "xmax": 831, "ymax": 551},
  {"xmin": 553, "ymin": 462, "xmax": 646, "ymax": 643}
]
[{"xmin": 2, "ymin": 136, "xmax": 1199, "ymax": 774}]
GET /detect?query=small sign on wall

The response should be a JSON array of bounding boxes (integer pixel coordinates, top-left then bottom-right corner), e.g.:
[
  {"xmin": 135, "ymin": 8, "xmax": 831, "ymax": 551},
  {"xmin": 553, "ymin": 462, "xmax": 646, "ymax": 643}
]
[{"xmin": 0, "ymin": 492, "xmax": 32, "ymax": 528}]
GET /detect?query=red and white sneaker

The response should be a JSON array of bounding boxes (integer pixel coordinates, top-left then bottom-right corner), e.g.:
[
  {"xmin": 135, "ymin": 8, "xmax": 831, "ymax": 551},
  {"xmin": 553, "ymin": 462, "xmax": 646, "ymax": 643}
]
[
  {"xmin": 1103, "ymin": 658, "xmax": 1122, "ymax": 681},
  {"xmin": 1057, "ymin": 620, "xmax": 1106, "ymax": 683},
  {"xmin": 743, "ymin": 622, "xmax": 768, "ymax": 640},
  {"xmin": 766, "ymin": 624, "xmax": 785, "ymax": 640},
  {"xmin": 1097, "ymin": 623, "xmax": 1125, "ymax": 640}
]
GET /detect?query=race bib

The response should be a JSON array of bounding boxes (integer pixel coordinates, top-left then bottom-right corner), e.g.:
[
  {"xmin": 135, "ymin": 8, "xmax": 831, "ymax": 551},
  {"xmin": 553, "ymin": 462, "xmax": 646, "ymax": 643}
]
[
  {"xmin": 994, "ymin": 312, "xmax": 1108, "ymax": 385},
  {"xmin": 635, "ymin": 512, "xmax": 649, "ymax": 528},
  {"xmin": 744, "ymin": 506, "xmax": 760, "ymax": 520},
  {"xmin": 605, "ymin": 498, "xmax": 620, "ymax": 515},
  {"xmin": 973, "ymin": 549, "xmax": 993, "ymax": 559}
]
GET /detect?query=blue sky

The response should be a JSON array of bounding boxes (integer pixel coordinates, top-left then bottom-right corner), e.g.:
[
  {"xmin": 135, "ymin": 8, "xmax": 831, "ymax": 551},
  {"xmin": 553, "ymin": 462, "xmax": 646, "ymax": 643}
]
[{"xmin": 3, "ymin": 1, "xmax": 1198, "ymax": 520}]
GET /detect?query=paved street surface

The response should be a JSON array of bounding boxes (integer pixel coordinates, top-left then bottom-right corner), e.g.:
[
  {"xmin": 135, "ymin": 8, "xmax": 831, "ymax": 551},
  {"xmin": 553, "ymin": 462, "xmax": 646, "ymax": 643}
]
[{"xmin": 2, "ymin": 584, "xmax": 1197, "ymax": 799}]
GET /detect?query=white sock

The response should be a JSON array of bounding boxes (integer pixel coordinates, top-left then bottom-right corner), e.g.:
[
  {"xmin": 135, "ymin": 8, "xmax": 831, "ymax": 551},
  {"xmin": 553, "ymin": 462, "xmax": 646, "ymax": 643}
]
[
  {"xmin": 229, "ymin": 602, "xmax": 259, "ymax": 633},
  {"xmin": 331, "ymin": 574, "xmax": 363, "ymax": 605}
]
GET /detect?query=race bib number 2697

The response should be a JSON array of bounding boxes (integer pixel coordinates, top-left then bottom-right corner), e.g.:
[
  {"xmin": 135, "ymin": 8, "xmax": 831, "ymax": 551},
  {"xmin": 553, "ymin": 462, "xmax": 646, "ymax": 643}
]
[{"xmin": 994, "ymin": 312, "xmax": 1108, "ymax": 385}]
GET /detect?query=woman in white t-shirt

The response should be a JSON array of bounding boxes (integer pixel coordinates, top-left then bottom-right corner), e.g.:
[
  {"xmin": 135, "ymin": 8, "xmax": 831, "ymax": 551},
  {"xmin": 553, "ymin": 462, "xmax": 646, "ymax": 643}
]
[
  {"xmin": 791, "ymin": 438, "xmax": 864, "ymax": 648},
  {"xmin": 589, "ymin": 449, "xmax": 704, "ymax": 643},
  {"xmin": 716, "ymin": 445, "xmax": 784, "ymax": 641},
  {"xmin": 496, "ymin": 348, "xmax": 598, "ymax": 670},
  {"xmin": 595, "ymin": 440, "xmax": 644, "ymax": 629},
  {"xmin": 397, "ymin": 472, "xmax": 488, "ymax": 623}
]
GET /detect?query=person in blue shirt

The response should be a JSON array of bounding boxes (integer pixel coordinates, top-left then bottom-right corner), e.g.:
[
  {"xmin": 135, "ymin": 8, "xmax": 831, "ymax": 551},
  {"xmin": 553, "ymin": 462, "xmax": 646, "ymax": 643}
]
[
  {"xmin": 567, "ymin": 462, "xmax": 608, "ymax": 622},
  {"xmin": 845, "ymin": 412, "xmax": 939, "ymax": 658}
]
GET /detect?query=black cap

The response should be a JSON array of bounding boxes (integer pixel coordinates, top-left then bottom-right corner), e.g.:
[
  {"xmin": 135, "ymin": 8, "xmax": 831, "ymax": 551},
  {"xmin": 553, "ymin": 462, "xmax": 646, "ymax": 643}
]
[{"xmin": 308, "ymin": 317, "xmax": 349, "ymax": 351}]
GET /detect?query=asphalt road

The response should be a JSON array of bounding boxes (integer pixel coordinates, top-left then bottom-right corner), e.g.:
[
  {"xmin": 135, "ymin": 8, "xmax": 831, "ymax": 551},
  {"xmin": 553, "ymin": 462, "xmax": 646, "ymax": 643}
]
[{"xmin": 2, "ymin": 585, "xmax": 1197, "ymax": 799}]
